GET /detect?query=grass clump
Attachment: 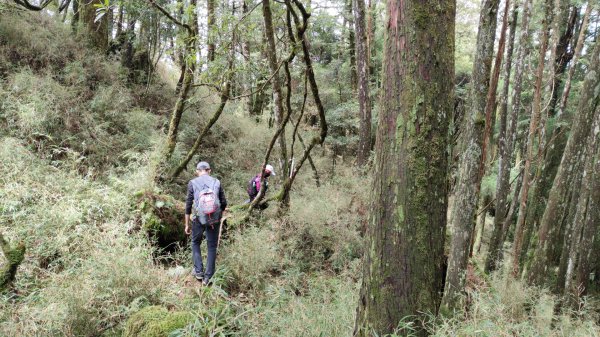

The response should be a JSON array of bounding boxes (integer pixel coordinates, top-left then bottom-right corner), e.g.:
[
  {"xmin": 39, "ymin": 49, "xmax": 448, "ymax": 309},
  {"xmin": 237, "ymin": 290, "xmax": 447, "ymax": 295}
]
[
  {"xmin": 221, "ymin": 226, "xmax": 281, "ymax": 295},
  {"xmin": 124, "ymin": 306, "xmax": 194, "ymax": 337}
]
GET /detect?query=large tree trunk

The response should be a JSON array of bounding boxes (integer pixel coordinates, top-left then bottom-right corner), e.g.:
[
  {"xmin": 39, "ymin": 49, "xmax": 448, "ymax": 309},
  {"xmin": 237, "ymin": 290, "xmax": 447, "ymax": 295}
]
[
  {"xmin": 441, "ymin": 0, "xmax": 499, "ymax": 312},
  {"xmin": 511, "ymin": 0, "xmax": 552, "ymax": 277},
  {"xmin": 263, "ymin": 0, "xmax": 289, "ymax": 205},
  {"xmin": 484, "ymin": 0, "xmax": 520, "ymax": 273},
  {"xmin": 80, "ymin": 0, "xmax": 108, "ymax": 50},
  {"xmin": 354, "ymin": 0, "xmax": 371, "ymax": 166},
  {"xmin": 353, "ymin": 0, "xmax": 454, "ymax": 334},
  {"xmin": 527, "ymin": 39, "xmax": 600, "ymax": 286}
]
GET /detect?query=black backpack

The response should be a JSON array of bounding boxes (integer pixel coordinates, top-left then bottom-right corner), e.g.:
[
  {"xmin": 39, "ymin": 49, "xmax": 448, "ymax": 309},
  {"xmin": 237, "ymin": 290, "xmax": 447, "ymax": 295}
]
[
  {"xmin": 247, "ymin": 176, "xmax": 259, "ymax": 200},
  {"xmin": 247, "ymin": 175, "xmax": 268, "ymax": 200}
]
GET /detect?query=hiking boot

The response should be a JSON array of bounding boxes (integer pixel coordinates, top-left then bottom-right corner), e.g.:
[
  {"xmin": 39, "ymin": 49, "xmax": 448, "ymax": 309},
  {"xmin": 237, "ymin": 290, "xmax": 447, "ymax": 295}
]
[
  {"xmin": 202, "ymin": 277, "xmax": 211, "ymax": 286},
  {"xmin": 193, "ymin": 271, "xmax": 204, "ymax": 281}
]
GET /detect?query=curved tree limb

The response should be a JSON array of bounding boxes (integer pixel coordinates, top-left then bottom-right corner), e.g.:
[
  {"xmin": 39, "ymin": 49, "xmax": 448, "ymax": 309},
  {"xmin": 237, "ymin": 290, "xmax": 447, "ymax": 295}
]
[
  {"xmin": 13, "ymin": 0, "xmax": 52, "ymax": 11},
  {"xmin": 147, "ymin": 0, "xmax": 192, "ymax": 34}
]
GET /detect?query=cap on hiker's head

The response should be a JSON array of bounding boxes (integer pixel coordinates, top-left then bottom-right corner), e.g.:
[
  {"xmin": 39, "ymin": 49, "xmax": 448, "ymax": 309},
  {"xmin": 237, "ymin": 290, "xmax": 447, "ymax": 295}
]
[
  {"xmin": 196, "ymin": 161, "xmax": 211, "ymax": 170},
  {"xmin": 265, "ymin": 164, "xmax": 275, "ymax": 176}
]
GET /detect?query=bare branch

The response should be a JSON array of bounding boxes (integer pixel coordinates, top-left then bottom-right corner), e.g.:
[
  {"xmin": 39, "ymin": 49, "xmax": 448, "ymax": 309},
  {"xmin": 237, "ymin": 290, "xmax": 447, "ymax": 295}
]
[{"xmin": 146, "ymin": 0, "xmax": 192, "ymax": 34}]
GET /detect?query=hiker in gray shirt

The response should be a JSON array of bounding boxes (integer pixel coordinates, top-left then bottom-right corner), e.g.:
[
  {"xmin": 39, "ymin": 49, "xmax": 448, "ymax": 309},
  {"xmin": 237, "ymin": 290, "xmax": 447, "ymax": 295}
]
[{"xmin": 184, "ymin": 161, "xmax": 227, "ymax": 285}]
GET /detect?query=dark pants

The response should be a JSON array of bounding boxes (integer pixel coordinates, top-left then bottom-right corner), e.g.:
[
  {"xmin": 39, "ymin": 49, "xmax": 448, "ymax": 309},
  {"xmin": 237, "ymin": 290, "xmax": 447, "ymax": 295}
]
[{"xmin": 191, "ymin": 219, "xmax": 220, "ymax": 280}]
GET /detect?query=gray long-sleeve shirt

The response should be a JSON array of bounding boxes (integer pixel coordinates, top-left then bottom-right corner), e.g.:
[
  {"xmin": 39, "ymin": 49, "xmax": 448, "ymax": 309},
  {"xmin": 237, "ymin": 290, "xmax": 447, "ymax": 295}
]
[{"xmin": 185, "ymin": 175, "xmax": 227, "ymax": 215}]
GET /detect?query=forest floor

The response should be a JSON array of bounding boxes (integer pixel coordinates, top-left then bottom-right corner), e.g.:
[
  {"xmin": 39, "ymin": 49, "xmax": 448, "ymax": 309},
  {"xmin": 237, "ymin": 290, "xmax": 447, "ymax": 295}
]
[{"xmin": 0, "ymin": 10, "xmax": 599, "ymax": 337}]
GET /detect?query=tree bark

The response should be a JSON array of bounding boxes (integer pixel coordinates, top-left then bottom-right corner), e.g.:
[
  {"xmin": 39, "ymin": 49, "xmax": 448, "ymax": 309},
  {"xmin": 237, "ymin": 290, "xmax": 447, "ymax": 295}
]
[
  {"xmin": 480, "ymin": 0, "xmax": 511, "ymax": 177},
  {"xmin": 574, "ymin": 120, "xmax": 600, "ymax": 298},
  {"xmin": 556, "ymin": 148, "xmax": 586, "ymax": 294},
  {"xmin": 485, "ymin": 0, "xmax": 520, "ymax": 273},
  {"xmin": 115, "ymin": 3, "xmax": 124, "ymax": 37},
  {"xmin": 207, "ymin": 0, "xmax": 216, "ymax": 63},
  {"xmin": 263, "ymin": 0, "xmax": 289, "ymax": 204},
  {"xmin": 353, "ymin": 0, "xmax": 453, "ymax": 333},
  {"xmin": 511, "ymin": 0, "xmax": 553, "ymax": 277},
  {"xmin": 520, "ymin": 5, "xmax": 591, "ymax": 271},
  {"xmin": 523, "ymin": 3, "xmax": 579, "ymax": 264},
  {"xmin": 71, "ymin": 0, "xmax": 79, "ymax": 32},
  {"xmin": 354, "ymin": 0, "xmax": 371, "ymax": 166},
  {"xmin": 527, "ymin": 39, "xmax": 600, "ymax": 286},
  {"xmin": 80, "ymin": 0, "xmax": 108, "ymax": 50},
  {"xmin": 441, "ymin": 0, "xmax": 499, "ymax": 312},
  {"xmin": 345, "ymin": 0, "xmax": 357, "ymax": 92}
]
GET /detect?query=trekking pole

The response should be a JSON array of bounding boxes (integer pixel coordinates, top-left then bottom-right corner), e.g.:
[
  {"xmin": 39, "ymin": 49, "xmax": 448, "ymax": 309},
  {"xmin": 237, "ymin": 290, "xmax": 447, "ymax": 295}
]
[{"xmin": 217, "ymin": 211, "xmax": 227, "ymax": 250}]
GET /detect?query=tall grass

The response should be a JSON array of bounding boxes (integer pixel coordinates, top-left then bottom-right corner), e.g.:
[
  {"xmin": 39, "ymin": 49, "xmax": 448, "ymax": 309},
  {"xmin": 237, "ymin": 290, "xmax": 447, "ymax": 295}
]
[{"xmin": 432, "ymin": 261, "xmax": 600, "ymax": 337}]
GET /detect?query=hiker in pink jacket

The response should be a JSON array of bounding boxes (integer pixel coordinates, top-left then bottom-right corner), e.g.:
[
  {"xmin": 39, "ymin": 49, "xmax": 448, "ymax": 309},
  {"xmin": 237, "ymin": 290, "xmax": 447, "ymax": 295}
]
[{"xmin": 247, "ymin": 164, "xmax": 275, "ymax": 206}]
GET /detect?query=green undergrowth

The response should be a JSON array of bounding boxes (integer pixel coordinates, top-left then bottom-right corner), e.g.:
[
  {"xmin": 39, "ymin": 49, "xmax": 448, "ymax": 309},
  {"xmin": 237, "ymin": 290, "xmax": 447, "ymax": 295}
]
[{"xmin": 0, "ymin": 10, "xmax": 366, "ymax": 336}]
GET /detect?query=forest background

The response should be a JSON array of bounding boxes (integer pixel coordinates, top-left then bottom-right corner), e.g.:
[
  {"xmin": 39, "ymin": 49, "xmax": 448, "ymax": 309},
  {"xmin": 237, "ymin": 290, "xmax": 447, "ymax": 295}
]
[{"xmin": 0, "ymin": 0, "xmax": 599, "ymax": 335}]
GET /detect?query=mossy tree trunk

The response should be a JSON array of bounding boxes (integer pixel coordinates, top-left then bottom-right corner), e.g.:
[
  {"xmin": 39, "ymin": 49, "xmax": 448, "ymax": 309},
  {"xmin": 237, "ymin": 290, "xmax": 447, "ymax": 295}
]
[
  {"xmin": 441, "ymin": 0, "xmax": 499, "ymax": 312},
  {"xmin": 485, "ymin": 0, "xmax": 520, "ymax": 273},
  {"xmin": 80, "ymin": 0, "xmax": 108, "ymax": 50},
  {"xmin": 353, "ymin": 0, "xmax": 454, "ymax": 333},
  {"xmin": 511, "ymin": 0, "xmax": 552, "ymax": 277},
  {"xmin": 345, "ymin": 0, "xmax": 357, "ymax": 92},
  {"xmin": 552, "ymin": 149, "xmax": 586, "ymax": 287},
  {"xmin": 207, "ymin": 0, "xmax": 216, "ymax": 63},
  {"xmin": 556, "ymin": 113, "xmax": 600, "ymax": 295},
  {"xmin": 354, "ymin": 0, "xmax": 371, "ymax": 166},
  {"xmin": 527, "ymin": 39, "xmax": 600, "ymax": 286},
  {"xmin": 574, "ymin": 123, "xmax": 600, "ymax": 298}
]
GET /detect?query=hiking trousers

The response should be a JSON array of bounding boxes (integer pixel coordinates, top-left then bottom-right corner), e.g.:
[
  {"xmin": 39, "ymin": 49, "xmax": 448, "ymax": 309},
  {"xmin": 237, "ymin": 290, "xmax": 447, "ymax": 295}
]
[{"xmin": 191, "ymin": 219, "xmax": 220, "ymax": 280}]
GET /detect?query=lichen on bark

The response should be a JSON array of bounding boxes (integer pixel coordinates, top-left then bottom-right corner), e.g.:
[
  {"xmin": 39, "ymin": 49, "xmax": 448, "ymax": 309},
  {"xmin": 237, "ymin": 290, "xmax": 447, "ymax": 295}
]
[{"xmin": 353, "ymin": 0, "xmax": 454, "ymax": 334}]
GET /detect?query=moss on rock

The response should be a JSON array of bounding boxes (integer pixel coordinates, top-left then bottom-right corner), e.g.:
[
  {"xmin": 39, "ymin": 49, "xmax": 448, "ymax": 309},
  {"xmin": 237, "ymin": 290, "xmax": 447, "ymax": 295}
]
[
  {"xmin": 123, "ymin": 305, "xmax": 194, "ymax": 337},
  {"xmin": 134, "ymin": 191, "xmax": 186, "ymax": 250},
  {"xmin": 0, "ymin": 234, "xmax": 26, "ymax": 292}
]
